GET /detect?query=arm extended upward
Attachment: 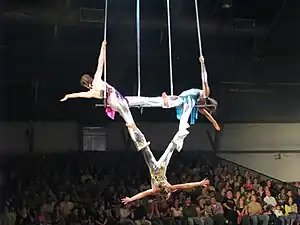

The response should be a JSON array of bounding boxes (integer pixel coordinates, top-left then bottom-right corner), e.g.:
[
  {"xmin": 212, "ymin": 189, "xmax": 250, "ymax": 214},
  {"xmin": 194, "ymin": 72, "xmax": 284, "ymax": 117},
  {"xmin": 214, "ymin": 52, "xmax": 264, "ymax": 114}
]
[{"xmin": 94, "ymin": 40, "xmax": 107, "ymax": 82}]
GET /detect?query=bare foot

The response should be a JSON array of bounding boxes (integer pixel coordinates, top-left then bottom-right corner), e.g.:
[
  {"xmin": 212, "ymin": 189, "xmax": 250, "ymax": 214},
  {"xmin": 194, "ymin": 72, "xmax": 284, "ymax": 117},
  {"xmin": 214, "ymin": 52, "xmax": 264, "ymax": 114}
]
[
  {"xmin": 162, "ymin": 92, "xmax": 169, "ymax": 107},
  {"xmin": 126, "ymin": 123, "xmax": 137, "ymax": 129},
  {"xmin": 185, "ymin": 123, "xmax": 190, "ymax": 130}
]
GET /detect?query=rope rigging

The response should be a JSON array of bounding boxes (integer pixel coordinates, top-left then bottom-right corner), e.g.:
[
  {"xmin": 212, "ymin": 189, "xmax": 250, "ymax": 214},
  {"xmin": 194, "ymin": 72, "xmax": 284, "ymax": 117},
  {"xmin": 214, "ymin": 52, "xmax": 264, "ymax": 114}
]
[
  {"xmin": 103, "ymin": 0, "xmax": 108, "ymax": 104},
  {"xmin": 194, "ymin": 0, "xmax": 203, "ymax": 57},
  {"xmin": 136, "ymin": 0, "xmax": 141, "ymax": 97},
  {"xmin": 166, "ymin": 0, "xmax": 174, "ymax": 96}
]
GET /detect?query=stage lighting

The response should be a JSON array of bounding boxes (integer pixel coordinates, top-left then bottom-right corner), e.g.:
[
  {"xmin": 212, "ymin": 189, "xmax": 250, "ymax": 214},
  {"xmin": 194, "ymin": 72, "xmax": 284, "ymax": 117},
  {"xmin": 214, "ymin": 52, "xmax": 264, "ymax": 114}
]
[{"xmin": 220, "ymin": 0, "xmax": 232, "ymax": 8}]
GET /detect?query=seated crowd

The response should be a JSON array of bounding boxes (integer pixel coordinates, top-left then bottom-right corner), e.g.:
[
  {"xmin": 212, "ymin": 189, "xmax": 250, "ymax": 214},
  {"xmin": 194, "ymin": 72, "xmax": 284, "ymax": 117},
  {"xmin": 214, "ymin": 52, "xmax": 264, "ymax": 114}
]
[{"xmin": 1, "ymin": 152, "xmax": 300, "ymax": 225}]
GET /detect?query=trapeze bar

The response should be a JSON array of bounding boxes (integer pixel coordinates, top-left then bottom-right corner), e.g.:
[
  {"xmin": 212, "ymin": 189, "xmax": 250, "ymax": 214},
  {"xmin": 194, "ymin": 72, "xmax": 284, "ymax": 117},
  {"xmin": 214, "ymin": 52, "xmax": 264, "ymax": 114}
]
[{"xmin": 95, "ymin": 104, "xmax": 215, "ymax": 108}]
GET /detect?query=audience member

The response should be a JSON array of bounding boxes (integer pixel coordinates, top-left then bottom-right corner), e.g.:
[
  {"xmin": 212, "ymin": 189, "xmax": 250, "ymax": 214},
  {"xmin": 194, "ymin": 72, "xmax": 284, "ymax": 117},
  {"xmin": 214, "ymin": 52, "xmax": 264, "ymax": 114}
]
[
  {"xmin": 60, "ymin": 195, "xmax": 74, "ymax": 218},
  {"xmin": 171, "ymin": 199, "xmax": 185, "ymax": 225},
  {"xmin": 183, "ymin": 197, "xmax": 203, "ymax": 225},
  {"xmin": 274, "ymin": 205, "xmax": 289, "ymax": 225},
  {"xmin": 196, "ymin": 198, "xmax": 213, "ymax": 225},
  {"xmin": 120, "ymin": 203, "xmax": 134, "ymax": 225},
  {"xmin": 157, "ymin": 199, "xmax": 173, "ymax": 225},
  {"xmin": 236, "ymin": 197, "xmax": 250, "ymax": 225},
  {"xmin": 285, "ymin": 197, "xmax": 299, "ymax": 225},
  {"xmin": 223, "ymin": 190, "xmax": 238, "ymax": 225},
  {"xmin": 133, "ymin": 200, "xmax": 151, "ymax": 225},
  {"xmin": 247, "ymin": 195, "xmax": 269, "ymax": 225},
  {"xmin": 210, "ymin": 197, "xmax": 227, "ymax": 225},
  {"xmin": 79, "ymin": 208, "xmax": 89, "ymax": 225},
  {"xmin": 263, "ymin": 190, "xmax": 277, "ymax": 207},
  {"xmin": 147, "ymin": 200, "xmax": 163, "ymax": 225}
]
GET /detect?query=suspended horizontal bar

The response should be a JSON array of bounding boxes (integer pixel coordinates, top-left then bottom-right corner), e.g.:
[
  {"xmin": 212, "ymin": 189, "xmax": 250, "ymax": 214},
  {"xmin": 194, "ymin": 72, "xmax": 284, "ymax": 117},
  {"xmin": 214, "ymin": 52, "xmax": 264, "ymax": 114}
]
[{"xmin": 95, "ymin": 104, "xmax": 216, "ymax": 108}]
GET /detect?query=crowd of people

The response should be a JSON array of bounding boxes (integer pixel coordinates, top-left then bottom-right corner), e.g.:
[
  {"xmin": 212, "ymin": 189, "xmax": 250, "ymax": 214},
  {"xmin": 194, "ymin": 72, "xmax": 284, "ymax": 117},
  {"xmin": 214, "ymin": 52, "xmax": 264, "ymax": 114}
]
[{"xmin": 1, "ymin": 152, "xmax": 300, "ymax": 225}]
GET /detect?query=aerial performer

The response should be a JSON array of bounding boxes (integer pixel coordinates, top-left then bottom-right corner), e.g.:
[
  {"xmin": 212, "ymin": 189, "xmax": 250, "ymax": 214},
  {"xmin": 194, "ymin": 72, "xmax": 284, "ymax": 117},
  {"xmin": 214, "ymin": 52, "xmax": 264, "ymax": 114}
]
[
  {"xmin": 121, "ymin": 125, "xmax": 210, "ymax": 204},
  {"xmin": 125, "ymin": 56, "xmax": 220, "ymax": 131},
  {"xmin": 163, "ymin": 56, "xmax": 220, "ymax": 131},
  {"xmin": 60, "ymin": 40, "xmax": 149, "ymax": 151}
]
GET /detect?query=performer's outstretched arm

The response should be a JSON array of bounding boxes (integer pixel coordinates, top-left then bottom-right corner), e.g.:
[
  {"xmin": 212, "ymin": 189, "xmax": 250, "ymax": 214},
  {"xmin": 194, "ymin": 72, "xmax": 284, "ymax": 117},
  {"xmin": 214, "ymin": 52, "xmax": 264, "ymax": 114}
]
[
  {"xmin": 121, "ymin": 189, "xmax": 155, "ymax": 205},
  {"xmin": 199, "ymin": 108, "xmax": 220, "ymax": 131},
  {"xmin": 199, "ymin": 56, "xmax": 210, "ymax": 97},
  {"xmin": 60, "ymin": 91, "xmax": 94, "ymax": 102},
  {"xmin": 170, "ymin": 178, "xmax": 209, "ymax": 191}
]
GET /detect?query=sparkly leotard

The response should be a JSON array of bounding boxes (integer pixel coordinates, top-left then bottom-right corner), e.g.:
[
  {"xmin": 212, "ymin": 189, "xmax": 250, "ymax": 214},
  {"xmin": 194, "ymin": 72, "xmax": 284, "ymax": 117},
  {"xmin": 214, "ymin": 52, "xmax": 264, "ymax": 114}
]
[{"xmin": 149, "ymin": 163, "xmax": 168, "ymax": 188}]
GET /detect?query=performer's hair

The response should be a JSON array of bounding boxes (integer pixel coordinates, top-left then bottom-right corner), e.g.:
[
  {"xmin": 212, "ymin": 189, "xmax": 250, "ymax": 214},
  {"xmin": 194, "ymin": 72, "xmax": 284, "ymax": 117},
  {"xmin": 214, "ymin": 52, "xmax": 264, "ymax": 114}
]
[
  {"xmin": 206, "ymin": 97, "xmax": 218, "ymax": 114},
  {"xmin": 158, "ymin": 186, "xmax": 171, "ymax": 199},
  {"xmin": 80, "ymin": 74, "xmax": 93, "ymax": 89}
]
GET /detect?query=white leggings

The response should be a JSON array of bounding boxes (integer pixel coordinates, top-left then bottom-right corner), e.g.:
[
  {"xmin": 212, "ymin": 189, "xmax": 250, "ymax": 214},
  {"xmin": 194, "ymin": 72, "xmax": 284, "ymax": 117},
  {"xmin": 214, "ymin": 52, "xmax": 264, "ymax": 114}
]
[
  {"xmin": 142, "ymin": 129, "xmax": 189, "ymax": 170},
  {"xmin": 126, "ymin": 96, "xmax": 183, "ymax": 108},
  {"xmin": 142, "ymin": 138, "xmax": 176, "ymax": 171},
  {"xmin": 126, "ymin": 95, "xmax": 194, "ymax": 130},
  {"xmin": 107, "ymin": 90, "xmax": 148, "ymax": 150},
  {"xmin": 178, "ymin": 97, "xmax": 196, "ymax": 130}
]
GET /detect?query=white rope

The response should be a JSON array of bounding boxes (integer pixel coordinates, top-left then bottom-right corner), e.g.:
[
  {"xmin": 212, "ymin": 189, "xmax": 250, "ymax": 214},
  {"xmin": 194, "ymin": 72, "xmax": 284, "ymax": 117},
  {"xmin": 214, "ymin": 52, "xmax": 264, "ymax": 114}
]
[
  {"xmin": 136, "ymin": 0, "xmax": 141, "ymax": 97},
  {"xmin": 166, "ymin": 0, "xmax": 174, "ymax": 96},
  {"xmin": 194, "ymin": 0, "xmax": 203, "ymax": 57},
  {"xmin": 103, "ymin": 0, "xmax": 108, "ymax": 103}
]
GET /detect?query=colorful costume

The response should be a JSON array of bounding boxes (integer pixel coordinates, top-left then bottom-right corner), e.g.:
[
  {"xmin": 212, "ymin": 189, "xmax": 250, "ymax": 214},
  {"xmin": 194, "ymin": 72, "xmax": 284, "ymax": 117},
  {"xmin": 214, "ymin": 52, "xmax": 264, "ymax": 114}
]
[
  {"xmin": 140, "ymin": 129, "xmax": 189, "ymax": 187},
  {"xmin": 126, "ymin": 88, "xmax": 205, "ymax": 130},
  {"xmin": 92, "ymin": 79, "xmax": 149, "ymax": 151}
]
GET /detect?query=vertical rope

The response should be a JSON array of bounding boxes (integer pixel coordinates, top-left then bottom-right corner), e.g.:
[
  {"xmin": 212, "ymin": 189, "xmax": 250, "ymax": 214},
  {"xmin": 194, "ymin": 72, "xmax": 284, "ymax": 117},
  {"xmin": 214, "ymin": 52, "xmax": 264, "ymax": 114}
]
[
  {"xmin": 166, "ymin": 0, "xmax": 174, "ymax": 96},
  {"xmin": 136, "ymin": 0, "xmax": 141, "ymax": 97},
  {"xmin": 103, "ymin": 0, "xmax": 108, "ymax": 102},
  {"xmin": 194, "ymin": 0, "xmax": 203, "ymax": 57}
]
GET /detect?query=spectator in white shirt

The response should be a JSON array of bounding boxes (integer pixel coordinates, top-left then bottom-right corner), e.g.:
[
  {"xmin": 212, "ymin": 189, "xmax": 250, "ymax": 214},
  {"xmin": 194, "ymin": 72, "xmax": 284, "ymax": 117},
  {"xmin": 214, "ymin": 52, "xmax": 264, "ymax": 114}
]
[{"xmin": 264, "ymin": 190, "xmax": 277, "ymax": 207}]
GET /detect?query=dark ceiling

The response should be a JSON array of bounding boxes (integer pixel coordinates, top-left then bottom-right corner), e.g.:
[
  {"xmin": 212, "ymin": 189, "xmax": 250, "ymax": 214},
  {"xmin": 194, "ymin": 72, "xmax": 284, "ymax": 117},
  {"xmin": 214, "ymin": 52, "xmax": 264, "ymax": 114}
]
[
  {"xmin": 2, "ymin": 0, "xmax": 300, "ymax": 122},
  {"xmin": 4, "ymin": 0, "xmax": 298, "ymax": 82},
  {"xmin": 4, "ymin": 0, "xmax": 286, "ymax": 21}
]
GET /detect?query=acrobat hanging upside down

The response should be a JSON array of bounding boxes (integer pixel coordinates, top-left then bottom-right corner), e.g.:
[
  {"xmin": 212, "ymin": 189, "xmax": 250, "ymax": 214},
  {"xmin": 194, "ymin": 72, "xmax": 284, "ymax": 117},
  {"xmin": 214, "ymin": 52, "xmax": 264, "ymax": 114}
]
[{"xmin": 121, "ymin": 126, "xmax": 209, "ymax": 205}]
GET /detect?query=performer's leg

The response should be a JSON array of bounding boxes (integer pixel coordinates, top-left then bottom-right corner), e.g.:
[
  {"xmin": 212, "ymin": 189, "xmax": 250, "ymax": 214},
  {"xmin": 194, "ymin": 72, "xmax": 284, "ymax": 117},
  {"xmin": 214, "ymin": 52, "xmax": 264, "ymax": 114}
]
[
  {"xmin": 126, "ymin": 96, "xmax": 164, "ymax": 108},
  {"xmin": 178, "ymin": 97, "xmax": 196, "ymax": 130},
  {"xmin": 108, "ymin": 91, "xmax": 149, "ymax": 151},
  {"xmin": 127, "ymin": 125, "xmax": 151, "ymax": 151},
  {"xmin": 161, "ymin": 93, "xmax": 183, "ymax": 108},
  {"xmin": 126, "ymin": 96, "xmax": 182, "ymax": 109},
  {"xmin": 141, "ymin": 146, "xmax": 159, "ymax": 171},
  {"xmin": 157, "ymin": 129, "xmax": 189, "ymax": 167},
  {"xmin": 108, "ymin": 91, "xmax": 135, "ymax": 124},
  {"xmin": 156, "ymin": 142, "xmax": 175, "ymax": 168}
]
